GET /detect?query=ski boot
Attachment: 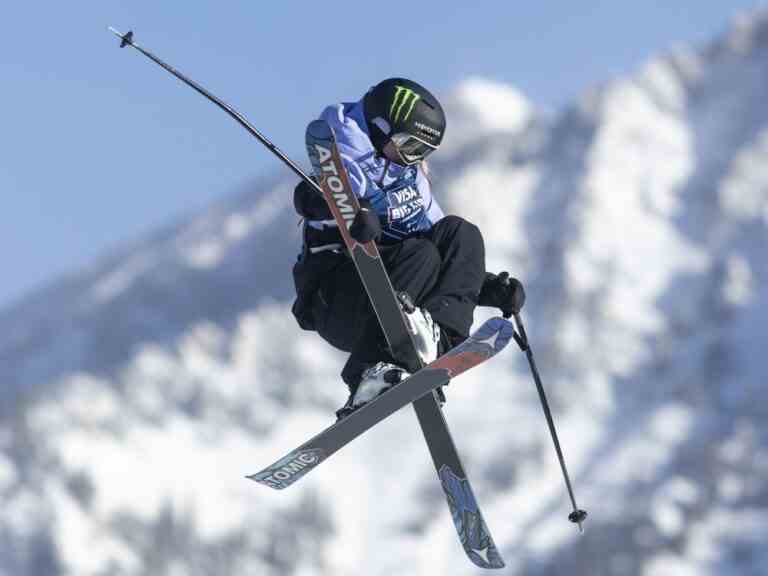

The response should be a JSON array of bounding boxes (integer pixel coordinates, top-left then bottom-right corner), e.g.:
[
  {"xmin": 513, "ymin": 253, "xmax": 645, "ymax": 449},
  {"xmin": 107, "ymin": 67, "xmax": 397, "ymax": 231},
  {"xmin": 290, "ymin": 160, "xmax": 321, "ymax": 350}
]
[
  {"xmin": 399, "ymin": 291, "xmax": 447, "ymax": 406},
  {"xmin": 336, "ymin": 362, "xmax": 409, "ymax": 420},
  {"xmin": 397, "ymin": 292, "xmax": 441, "ymax": 365}
]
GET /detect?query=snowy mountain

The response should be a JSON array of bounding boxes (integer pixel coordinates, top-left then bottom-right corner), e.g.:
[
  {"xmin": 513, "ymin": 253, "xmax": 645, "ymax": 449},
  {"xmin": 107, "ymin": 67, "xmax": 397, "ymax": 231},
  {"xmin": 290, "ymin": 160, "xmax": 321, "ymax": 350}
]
[{"xmin": 2, "ymin": 9, "xmax": 768, "ymax": 576}]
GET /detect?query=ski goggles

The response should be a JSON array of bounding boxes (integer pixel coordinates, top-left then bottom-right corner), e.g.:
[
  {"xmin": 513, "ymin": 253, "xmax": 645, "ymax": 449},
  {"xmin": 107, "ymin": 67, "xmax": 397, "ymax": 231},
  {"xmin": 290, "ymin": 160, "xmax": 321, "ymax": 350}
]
[{"xmin": 389, "ymin": 132, "xmax": 438, "ymax": 165}]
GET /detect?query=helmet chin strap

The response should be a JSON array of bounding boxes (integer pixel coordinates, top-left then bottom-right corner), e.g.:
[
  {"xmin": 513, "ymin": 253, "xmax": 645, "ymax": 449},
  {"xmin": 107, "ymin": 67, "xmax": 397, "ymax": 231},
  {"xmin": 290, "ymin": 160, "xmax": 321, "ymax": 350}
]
[
  {"xmin": 377, "ymin": 158, "xmax": 391, "ymax": 188},
  {"xmin": 381, "ymin": 141, "xmax": 402, "ymax": 163}
]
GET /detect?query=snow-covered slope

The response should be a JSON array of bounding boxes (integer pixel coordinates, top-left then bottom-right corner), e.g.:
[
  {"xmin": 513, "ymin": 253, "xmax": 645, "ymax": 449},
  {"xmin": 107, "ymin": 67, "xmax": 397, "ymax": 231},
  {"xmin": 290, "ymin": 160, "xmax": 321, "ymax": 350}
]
[{"xmin": 2, "ymin": 9, "xmax": 767, "ymax": 576}]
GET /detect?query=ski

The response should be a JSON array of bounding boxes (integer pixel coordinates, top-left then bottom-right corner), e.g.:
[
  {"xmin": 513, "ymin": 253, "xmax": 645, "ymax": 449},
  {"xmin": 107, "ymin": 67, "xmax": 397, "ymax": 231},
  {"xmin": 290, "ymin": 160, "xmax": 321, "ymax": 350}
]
[
  {"xmin": 270, "ymin": 119, "xmax": 505, "ymax": 569},
  {"xmin": 248, "ymin": 316, "xmax": 513, "ymax": 490}
]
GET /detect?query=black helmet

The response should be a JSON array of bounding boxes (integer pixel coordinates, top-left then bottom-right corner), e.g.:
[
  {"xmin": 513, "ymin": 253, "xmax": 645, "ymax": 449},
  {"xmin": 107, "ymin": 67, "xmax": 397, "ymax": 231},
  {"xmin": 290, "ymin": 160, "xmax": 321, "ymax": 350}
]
[{"xmin": 363, "ymin": 77, "xmax": 446, "ymax": 165}]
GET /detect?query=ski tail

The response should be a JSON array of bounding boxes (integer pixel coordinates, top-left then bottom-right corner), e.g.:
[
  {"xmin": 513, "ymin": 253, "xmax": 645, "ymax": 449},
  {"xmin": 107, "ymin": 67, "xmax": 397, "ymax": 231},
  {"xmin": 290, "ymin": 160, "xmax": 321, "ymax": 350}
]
[{"xmin": 439, "ymin": 464, "xmax": 505, "ymax": 569}]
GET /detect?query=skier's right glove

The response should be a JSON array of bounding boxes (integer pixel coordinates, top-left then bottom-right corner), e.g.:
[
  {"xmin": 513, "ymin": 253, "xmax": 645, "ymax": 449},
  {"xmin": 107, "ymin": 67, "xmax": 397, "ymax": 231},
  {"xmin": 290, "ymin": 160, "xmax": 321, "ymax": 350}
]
[
  {"xmin": 349, "ymin": 199, "xmax": 382, "ymax": 243},
  {"xmin": 478, "ymin": 272, "xmax": 526, "ymax": 318}
]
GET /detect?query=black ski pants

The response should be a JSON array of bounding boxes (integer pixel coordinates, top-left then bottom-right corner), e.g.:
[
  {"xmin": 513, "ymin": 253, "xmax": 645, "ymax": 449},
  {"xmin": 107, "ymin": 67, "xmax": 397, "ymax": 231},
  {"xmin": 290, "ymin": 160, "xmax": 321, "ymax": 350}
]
[{"xmin": 292, "ymin": 215, "xmax": 486, "ymax": 387}]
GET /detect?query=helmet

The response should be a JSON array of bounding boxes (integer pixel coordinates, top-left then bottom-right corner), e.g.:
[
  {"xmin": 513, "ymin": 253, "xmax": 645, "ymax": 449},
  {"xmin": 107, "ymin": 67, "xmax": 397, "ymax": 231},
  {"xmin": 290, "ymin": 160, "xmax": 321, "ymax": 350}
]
[{"xmin": 363, "ymin": 78, "xmax": 446, "ymax": 165}]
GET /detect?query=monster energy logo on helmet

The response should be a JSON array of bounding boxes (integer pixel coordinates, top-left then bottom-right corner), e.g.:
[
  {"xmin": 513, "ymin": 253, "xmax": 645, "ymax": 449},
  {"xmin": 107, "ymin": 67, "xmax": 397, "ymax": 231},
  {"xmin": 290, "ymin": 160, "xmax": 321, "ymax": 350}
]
[
  {"xmin": 364, "ymin": 77, "xmax": 446, "ymax": 149},
  {"xmin": 390, "ymin": 85, "xmax": 421, "ymax": 123}
]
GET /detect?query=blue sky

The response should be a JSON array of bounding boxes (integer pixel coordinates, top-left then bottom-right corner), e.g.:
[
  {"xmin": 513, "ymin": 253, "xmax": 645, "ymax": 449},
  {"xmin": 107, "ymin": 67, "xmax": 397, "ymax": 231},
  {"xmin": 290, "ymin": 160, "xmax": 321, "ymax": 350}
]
[{"xmin": 1, "ymin": 1, "xmax": 763, "ymax": 309}]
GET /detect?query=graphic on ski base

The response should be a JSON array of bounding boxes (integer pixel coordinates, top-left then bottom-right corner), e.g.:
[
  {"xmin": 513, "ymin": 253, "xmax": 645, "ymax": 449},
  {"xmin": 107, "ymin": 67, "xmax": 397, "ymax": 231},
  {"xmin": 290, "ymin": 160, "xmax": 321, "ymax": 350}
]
[
  {"xmin": 306, "ymin": 124, "xmax": 378, "ymax": 258},
  {"xmin": 253, "ymin": 448, "xmax": 325, "ymax": 490},
  {"xmin": 429, "ymin": 317, "xmax": 513, "ymax": 377},
  {"xmin": 440, "ymin": 465, "xmax": 505, "ymax": 569}
]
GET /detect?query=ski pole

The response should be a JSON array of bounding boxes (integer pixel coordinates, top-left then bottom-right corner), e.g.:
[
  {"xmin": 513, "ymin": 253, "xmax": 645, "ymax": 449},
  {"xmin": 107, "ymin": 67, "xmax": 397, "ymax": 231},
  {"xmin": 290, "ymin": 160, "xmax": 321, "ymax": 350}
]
[
  {"xmin": 107, "ymin": 27, "xmax": 321, "ymax": 193},
  {"xmin": 512, "ymin": 311, "xmax": 588, "ymax": 533}
]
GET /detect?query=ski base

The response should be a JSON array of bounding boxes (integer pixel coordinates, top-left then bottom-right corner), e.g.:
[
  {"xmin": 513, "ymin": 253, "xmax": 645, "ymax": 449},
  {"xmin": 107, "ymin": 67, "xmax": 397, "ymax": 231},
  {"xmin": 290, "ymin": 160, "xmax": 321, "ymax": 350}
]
[{"xmin": 248, "ymin": 316, "xmax": 514, "ymax": 491}]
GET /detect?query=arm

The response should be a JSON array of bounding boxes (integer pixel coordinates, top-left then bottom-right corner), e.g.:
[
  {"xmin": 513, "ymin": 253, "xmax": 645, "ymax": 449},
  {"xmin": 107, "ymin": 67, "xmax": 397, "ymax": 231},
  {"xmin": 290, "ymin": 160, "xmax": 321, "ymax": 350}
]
[{"xmin": 417, "ymin": 167, "xmax": 445, "ymax": 224}]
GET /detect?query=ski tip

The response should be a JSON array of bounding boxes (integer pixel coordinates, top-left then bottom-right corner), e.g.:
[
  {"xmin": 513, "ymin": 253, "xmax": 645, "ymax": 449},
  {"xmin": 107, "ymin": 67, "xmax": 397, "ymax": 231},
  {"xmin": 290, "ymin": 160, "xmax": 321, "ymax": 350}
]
[
  {"xmin": 247, "ymin": 448, "xmax": 327, "ymax": 490},
  {"xmin": 471, "ymin": 316, "xmax": 516, "ymax": 354},
  {"xmin": 305, "ymin": 118, "xmax": 333, "ymax": 141},
  {"xmin": 245, "ymin": 473, "xmax": 282, "ymax": 490}
]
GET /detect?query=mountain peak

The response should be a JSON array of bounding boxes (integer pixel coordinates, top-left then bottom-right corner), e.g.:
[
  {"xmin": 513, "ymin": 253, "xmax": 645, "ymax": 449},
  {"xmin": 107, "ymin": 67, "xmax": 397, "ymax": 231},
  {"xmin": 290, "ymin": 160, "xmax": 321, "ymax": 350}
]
[
  {"xmin": 3, "ymin": 10, "xmax": 768, "ymax": 576},
  {"xmin": 442, "ymin": 77, "xmax": 533, "ymax": 150},
  {"xmin": 721, "ymin": 6, "xmax": 768, "ymax": 55}
]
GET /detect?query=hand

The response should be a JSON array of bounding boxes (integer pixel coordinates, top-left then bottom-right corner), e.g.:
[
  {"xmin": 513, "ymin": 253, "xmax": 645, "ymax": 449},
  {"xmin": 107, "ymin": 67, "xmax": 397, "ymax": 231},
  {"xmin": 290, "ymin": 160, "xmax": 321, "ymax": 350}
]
[
  {"xmin": 478, "ymin": 272, "xmax": 526, "ymax": 318},
  {"xmin": 293, "ymin": 179, "xmax": 331, "ymax": 219},
  {"xmin": 349, "ymin": 199, "xmax": 382, "ymax": 243}
]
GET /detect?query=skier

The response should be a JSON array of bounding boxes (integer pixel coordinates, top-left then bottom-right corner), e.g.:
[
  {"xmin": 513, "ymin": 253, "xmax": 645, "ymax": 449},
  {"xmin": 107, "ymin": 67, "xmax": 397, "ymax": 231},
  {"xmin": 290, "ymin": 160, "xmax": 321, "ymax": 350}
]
[{"xmin": 291, "ymin": 77, "xmax": 525, "ymax": 418}]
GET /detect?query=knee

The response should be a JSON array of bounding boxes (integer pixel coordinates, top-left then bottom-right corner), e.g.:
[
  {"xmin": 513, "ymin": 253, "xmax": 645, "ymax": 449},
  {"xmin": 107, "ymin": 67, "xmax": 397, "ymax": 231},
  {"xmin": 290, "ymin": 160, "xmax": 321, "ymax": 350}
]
[
  {"xmin": 388, "ymin": 239, "xmax": 442, "ymax": 296},
  {"xmin": 441, "ymin": 215, "xmax": 482, "ymax": 239},
  {"xmin": 410, "ymin": 239, "xmax": 442, "ymax": 272},
  {"xmin": 438, "ymin": 216, "xmax": 485, "ymax": 253}
]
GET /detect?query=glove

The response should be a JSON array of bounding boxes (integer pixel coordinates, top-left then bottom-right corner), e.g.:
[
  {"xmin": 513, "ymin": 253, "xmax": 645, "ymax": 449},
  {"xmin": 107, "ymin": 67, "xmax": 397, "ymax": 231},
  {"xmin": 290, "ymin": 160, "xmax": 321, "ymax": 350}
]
[
  {"xmin": 349, "ymin": 199, "xmax": 382, "ymax": 243},
  {"xmin": 478, "ymin": 272, "xmax": 526, "ymax": 318},
  {"xmin": 293, "ymin": 179, "xmax": 331, "ymax": 219}
]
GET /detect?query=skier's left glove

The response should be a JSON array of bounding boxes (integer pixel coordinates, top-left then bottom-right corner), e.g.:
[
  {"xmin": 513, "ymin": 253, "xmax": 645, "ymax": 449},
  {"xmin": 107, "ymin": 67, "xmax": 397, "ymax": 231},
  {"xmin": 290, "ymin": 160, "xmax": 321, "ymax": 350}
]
[
  {"xmin": 478, "ymin": 272, "xmax": 526, "ymax": 318},
  {"xmin": 293, "ymin": 178, "xmax": 331, "ymax": 219},
  {"xmin": 349, "ymin": 199, "xmax": 382, "ymax": 243}
]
